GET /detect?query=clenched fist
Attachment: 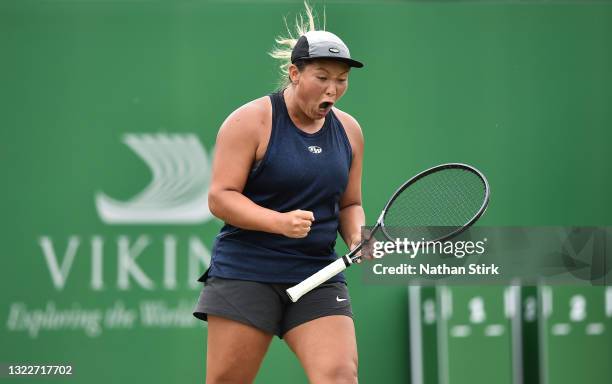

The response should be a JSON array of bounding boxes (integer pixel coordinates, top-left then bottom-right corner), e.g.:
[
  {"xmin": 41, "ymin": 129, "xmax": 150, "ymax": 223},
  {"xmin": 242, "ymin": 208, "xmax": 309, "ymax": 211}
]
[{"xmin": 278, "ymin": 210, "xmax": 315, "ymax": 238}]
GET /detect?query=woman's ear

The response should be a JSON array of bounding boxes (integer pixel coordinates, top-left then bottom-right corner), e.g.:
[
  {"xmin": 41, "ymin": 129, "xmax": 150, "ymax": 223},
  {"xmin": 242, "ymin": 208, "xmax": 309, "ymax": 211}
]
[{"xmin": 288, "ymin": 64, "xmax": 300, "ymax": 85}]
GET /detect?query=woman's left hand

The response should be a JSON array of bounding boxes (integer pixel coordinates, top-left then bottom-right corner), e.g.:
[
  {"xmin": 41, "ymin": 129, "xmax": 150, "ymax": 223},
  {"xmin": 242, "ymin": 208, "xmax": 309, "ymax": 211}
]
[{"xmin": 349, "ymin": 229, "xmax": 373, "ymax": 263}]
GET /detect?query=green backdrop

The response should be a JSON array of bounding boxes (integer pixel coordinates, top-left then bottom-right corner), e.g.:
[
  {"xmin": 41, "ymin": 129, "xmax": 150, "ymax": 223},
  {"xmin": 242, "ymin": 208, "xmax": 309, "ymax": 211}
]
[{"xmin": 1, "ymin": 1, "xmax": 611, "ymax": 383}]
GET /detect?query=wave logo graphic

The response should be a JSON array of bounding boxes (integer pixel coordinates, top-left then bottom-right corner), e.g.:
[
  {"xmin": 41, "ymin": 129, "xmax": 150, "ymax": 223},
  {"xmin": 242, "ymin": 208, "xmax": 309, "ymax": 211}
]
[{"xmin": 95, "ymin": 133, "xmax": 213, "ymax": 224}]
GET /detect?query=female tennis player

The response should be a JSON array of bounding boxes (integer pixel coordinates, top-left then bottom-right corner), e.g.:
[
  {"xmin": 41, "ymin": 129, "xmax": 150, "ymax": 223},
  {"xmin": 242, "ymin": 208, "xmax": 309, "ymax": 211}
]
[{"xmin": 194, "ymin": 4, "xmax": 365, "ymax": 383}]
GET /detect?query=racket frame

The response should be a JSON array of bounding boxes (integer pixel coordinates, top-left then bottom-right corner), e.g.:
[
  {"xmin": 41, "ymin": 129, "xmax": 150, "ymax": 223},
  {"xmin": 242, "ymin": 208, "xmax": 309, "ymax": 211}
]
[{"xmin": 378, "ymin": 162, "xmax": 490, "ymax": 249}]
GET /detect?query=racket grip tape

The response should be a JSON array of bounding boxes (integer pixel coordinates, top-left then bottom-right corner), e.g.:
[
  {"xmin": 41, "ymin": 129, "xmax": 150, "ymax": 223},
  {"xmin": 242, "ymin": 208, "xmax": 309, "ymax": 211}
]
[{"xmin": 286, "ymin": 256, "xmax": 351, "ymax": 302}]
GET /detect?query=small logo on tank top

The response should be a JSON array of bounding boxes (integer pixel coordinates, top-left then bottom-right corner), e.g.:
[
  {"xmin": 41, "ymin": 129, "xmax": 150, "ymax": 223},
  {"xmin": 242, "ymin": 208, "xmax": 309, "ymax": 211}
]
[{"xmin": 308, "ymin": 146, "xmax": 323, "ymax": 154}]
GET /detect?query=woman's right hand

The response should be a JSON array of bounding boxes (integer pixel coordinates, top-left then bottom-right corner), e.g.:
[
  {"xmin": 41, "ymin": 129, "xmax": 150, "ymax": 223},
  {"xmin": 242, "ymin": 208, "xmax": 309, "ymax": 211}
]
[{"xmin": 277, "ymin": 210, "xmax": 315, "ymax": 238}]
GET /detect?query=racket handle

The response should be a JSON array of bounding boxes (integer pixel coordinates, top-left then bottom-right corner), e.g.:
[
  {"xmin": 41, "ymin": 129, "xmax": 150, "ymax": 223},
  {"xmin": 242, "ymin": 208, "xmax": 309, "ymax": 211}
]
[{"xmin": 286, "ymin": 256, "xmax": 350, "ymax": 302}]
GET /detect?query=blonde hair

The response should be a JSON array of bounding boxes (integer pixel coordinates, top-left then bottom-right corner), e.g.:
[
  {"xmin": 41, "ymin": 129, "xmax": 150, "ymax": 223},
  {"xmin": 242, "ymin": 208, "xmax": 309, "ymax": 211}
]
[{"xmin": 269, "ymin": 2, "xmax": 325, "ymax": 89}]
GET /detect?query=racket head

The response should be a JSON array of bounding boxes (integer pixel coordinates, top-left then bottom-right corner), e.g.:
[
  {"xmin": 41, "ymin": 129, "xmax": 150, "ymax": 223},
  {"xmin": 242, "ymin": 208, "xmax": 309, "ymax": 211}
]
[{"xmin": 379, "ymin": 163, "xmax": 490, "ymax": 243}]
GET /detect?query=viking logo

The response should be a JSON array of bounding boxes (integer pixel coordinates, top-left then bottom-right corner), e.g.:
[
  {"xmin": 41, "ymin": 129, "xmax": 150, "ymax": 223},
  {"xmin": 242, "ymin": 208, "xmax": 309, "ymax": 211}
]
[
  {"xmin": 95, "ymin": 134, "xmax": 213, "ymax": 224},
  {"xmin": 308, "ymin": 146, "xmax": 322, "ymax": 154}
]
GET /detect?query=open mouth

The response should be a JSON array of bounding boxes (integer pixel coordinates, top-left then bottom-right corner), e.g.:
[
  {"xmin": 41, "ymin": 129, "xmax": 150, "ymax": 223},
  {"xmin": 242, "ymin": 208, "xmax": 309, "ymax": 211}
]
[{"xmin": 318, "ymin": 101, "xmax": 334, "ymax": 113}]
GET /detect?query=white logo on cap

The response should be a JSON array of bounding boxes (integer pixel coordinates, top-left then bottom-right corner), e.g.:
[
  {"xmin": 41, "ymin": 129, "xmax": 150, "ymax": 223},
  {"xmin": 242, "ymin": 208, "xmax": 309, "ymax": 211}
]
[{"xmin": 329, "ymin": 47, "xmax": 340, "ymax": 54}]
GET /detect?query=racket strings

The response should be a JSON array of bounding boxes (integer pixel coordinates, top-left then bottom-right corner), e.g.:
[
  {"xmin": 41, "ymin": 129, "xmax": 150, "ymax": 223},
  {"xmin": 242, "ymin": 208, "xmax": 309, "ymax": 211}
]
[{"xmin": 383, "ymin": 168, "xmax": 486, "ymax": 241}]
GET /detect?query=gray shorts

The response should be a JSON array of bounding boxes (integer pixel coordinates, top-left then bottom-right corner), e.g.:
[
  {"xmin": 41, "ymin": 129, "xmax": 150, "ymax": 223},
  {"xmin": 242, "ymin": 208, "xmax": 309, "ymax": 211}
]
[{"xmin": 193, "ymin": 276, "xmax": 352, "ymax": 338}]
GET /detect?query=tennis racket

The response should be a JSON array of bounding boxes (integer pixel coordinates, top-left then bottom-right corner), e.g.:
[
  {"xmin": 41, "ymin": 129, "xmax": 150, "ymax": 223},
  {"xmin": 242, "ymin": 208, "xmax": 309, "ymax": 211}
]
[{"xmin": 286, "ymin": 163, "xmax": 490, "ymax": 302}]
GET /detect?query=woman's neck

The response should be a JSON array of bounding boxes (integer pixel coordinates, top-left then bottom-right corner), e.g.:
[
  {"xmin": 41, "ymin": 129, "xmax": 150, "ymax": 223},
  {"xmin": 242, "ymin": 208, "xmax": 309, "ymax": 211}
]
[{"xmin": 283, "ymin": 87, "xmax": 324, "ymax": 132}]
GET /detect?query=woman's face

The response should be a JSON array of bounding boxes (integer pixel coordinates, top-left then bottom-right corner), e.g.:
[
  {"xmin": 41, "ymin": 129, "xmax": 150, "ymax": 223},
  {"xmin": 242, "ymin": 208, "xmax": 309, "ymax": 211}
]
[{"xmin": 291, "ymin": 59, "xmax": 350, "ymax": 120}]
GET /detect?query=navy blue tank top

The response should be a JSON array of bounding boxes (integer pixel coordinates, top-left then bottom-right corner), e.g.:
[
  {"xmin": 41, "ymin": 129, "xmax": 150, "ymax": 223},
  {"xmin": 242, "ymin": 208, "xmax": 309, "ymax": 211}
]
[{"xmin": 205, "ymin": 90, "xmax": 353, "ymax": 284}]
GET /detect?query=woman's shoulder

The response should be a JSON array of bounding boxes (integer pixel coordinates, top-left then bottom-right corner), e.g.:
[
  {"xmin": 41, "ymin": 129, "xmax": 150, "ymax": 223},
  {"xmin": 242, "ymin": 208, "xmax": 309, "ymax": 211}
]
[
  {"xmin": 220, "ymin": 95, "xmax": 272, "ymax": 136},
  {"xmin": 226, "ymin": 96, "xmax": 272, "ymax": 124},
  {"xmin": 331, "ymin": 106, "xmax": 363, "ymax": 148}
]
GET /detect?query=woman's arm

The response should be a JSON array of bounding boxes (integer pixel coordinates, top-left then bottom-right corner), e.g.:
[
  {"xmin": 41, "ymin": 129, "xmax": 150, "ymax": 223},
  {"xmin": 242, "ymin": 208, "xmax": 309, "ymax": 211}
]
[
  {"xmin": 208, "ymin": 99, "xmax": 314, "ymax": 238},
  {"xmin": 335, "ymin": 109, "xmax": 366, "ymax": 252}
]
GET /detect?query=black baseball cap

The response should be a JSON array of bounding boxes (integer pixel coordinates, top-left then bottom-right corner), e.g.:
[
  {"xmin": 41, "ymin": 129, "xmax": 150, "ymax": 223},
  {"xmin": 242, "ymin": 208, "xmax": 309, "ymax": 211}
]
[{"xmin": 291, "ymin": 31, "xmax": 364, "ymax": 68}]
